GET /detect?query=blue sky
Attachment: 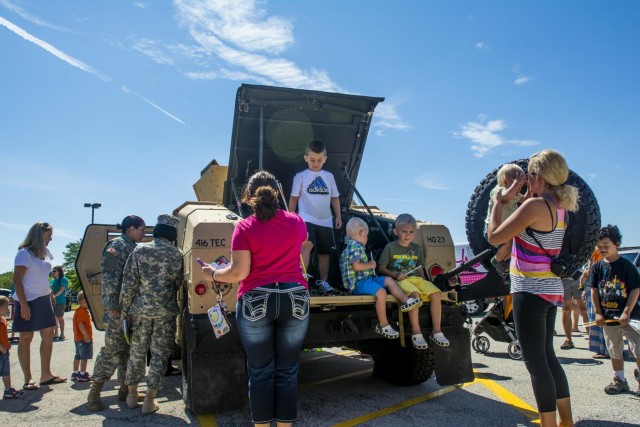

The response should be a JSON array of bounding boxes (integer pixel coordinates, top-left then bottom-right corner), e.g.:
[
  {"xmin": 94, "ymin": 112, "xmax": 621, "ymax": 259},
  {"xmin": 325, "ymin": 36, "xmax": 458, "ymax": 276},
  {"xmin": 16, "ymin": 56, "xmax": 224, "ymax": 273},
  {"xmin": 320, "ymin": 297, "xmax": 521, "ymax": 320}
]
[{"xmin": 1, "ymin": 0, "xmax": 639, "ymax": 274}]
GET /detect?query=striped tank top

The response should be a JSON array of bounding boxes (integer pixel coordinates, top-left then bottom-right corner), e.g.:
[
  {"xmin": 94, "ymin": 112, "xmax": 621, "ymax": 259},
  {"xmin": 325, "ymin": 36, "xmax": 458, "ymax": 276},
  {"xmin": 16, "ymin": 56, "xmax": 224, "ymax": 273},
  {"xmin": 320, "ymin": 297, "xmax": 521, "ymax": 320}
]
[{"xmin": 510, "ymin": 197, "xmax": 566, "ymax": 307}]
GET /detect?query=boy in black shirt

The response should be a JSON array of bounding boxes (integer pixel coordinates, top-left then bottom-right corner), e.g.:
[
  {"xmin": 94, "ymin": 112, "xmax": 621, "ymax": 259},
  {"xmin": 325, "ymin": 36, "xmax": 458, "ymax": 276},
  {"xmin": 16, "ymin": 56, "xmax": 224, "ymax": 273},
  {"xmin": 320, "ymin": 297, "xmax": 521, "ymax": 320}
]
[{"xmin": 589, "ymin": 225, "xmax": 640, "ymax": 395}]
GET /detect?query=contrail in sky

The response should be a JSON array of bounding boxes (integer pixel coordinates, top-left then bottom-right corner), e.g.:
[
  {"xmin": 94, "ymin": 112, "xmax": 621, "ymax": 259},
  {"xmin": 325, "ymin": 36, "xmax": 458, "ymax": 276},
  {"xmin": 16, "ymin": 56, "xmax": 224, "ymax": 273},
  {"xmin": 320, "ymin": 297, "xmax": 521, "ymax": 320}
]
[
  {"xmin": 121, "ymin": 85, "xmax": 185, "ymax": 125},
  {"xmin": 0, "ymin": 15, "xmax": 185, "ymax": 125},
  {"xmin": 0, "ymin": 15, "xmax": 110, "ymax": 81}
]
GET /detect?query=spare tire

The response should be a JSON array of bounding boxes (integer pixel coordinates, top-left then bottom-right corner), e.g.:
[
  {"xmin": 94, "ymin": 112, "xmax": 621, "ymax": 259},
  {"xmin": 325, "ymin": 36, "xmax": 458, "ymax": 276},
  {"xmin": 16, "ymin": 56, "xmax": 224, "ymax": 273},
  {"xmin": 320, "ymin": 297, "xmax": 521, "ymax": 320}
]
[{"xmin": 465, "ymin": 158, "xmax": 601, "ymax": 276}]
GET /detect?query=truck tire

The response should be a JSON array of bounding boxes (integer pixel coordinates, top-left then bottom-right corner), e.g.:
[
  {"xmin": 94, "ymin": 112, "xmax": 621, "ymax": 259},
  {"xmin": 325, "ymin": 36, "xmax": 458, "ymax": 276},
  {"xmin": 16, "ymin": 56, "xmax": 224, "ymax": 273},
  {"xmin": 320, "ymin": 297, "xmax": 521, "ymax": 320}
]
[
  {"xmin": 371, "ymin": 340, "xmax": 435, "ymax": 386},
  {"xmin": 466, "ymin": 158, "xmax": 600, "ymax": 274}
]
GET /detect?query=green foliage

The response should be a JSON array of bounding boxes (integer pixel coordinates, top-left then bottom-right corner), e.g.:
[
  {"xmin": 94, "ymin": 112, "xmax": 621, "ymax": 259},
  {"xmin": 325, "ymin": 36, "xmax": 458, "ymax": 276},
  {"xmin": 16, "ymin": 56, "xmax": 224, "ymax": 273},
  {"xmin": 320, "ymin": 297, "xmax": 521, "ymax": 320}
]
[
  {"xmin": 63, "ymin": 239, "xmax": 82, "ymax": 293},
  {"xmin": 0, "ymin": 271, "xmax": 13, "ymax": 290}
]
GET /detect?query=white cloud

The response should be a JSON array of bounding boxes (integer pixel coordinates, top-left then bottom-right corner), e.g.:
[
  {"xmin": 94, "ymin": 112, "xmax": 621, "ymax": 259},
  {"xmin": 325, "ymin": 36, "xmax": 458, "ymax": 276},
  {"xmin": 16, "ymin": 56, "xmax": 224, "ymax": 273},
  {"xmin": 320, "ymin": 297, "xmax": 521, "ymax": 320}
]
[
  {"xmin": 133, "ymin": 2, "xmax": 146, "ymax": 9},
  {"xmin": 514, "ymin": 76, "xmax": 531, "ymax": 85},
  {"xmin": 415, "ymin": 173, "xmax": 449, "ymax": 191},
  {"xmin": 474, "ymin": 42, "xmax": 489, "ymax": 51},
  {"xmin": 0, "ymin": 16, "xmax": 111, "ymax": 81},
  {"xmin": 0, "ymin": 0, "xmax": 72, "ymax": 32},
  {"xmin": 131, "ymin": 38, "xmax": 174, "ymax": 65},
  {"xmin": 374, "ymin": 103, "xmax": 409, "ymax": 136},
  {"xmin": 453, "ymin": 115, "xmax": 538, "ymax": 158}
]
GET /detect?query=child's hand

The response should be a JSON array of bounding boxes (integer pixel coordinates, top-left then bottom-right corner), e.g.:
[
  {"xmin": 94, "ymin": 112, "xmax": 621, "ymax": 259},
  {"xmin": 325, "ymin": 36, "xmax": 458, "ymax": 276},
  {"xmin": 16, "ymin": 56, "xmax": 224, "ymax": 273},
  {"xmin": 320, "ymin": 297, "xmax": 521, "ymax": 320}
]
[
  {"xmin": 369, "ymin": 260, "xmax": 377, "ymax": 269},
  {"xmin": 595, "ymin": 313, "xmax": 605, "ymax": 327},
  {"xmin": 396, "ymin": 273, "xmax": 407, "ymax": 281},
  {"xmin": 84, "ymin": 335, "xmax": 91, "ymax": 343},
  {"xmin": 202, "ymin": 265, "xmax": 216, "ymax": 276},
  {"xmin": 619, "ymin": 312, "xmax": 629, "ymax": 326}
]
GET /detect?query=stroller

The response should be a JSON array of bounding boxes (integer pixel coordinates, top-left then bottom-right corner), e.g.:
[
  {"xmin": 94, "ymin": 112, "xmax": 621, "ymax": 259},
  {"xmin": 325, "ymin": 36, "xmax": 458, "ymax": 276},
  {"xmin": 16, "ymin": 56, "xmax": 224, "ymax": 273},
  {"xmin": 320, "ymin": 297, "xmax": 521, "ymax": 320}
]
[{"xmin": 471, "ymin": 295, "xmax": 522, "ymax": 360}]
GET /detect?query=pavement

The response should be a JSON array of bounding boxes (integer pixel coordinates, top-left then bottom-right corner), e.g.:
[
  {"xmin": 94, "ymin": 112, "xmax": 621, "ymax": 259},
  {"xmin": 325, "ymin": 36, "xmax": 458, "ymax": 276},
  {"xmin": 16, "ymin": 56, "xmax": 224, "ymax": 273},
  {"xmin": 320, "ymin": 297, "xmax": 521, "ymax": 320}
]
[{"xmin": 1, "ymin": 307, "xmax": 640, "ymax": 426}]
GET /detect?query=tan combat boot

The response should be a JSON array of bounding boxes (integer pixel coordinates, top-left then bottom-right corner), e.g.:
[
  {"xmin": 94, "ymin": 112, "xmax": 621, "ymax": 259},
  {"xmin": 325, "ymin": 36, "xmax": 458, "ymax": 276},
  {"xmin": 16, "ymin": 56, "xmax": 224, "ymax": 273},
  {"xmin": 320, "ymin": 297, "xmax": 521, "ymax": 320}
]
[
  {"xmin": 142, "ymin": 387, "xmax": 159, "ymax": 415},
  {"xmin": 126, "ymin": 385, "xmax": 140, "ymax": 409},
  {"xmin": 117, "ymin": 380, "xmax": 129, "ymax": 401},
  {"xmin": 87, "ymin": 380, "xmax": 104, "ymax": 412}
]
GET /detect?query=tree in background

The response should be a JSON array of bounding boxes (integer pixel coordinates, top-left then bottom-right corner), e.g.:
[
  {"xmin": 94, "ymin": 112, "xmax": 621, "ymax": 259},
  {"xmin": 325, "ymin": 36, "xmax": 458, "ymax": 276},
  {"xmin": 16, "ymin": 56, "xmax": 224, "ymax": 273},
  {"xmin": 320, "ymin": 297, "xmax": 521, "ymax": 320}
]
[
  {"xmin": 63, "ymin": 239, "xmax": 82, "ymax": 294},
  {"xmin": 0, "ymin": 271, "xmax": 12, "ymax": 289}
]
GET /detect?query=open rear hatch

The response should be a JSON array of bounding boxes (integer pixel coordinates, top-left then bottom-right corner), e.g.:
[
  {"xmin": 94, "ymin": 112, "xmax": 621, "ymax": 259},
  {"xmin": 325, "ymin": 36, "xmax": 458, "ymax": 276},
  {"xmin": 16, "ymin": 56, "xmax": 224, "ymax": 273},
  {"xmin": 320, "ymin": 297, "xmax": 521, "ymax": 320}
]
[{"xmin": 223, "ymin": 84, "xmax": 385, "ymax": 212}]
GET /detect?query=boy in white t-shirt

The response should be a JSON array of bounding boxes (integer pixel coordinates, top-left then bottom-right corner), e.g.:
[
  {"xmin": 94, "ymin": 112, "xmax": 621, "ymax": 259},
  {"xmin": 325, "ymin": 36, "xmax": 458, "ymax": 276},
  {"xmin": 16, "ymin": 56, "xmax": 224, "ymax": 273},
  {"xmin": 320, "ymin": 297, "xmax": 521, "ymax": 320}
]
[{"xmin": 289, "ymin": 140, "xmax": 341, "ymax": 292}]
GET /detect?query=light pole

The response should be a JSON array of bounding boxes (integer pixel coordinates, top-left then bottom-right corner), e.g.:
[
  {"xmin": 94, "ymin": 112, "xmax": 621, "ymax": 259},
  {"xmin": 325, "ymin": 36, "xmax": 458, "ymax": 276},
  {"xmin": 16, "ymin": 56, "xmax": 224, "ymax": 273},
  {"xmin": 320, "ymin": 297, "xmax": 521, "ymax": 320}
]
[{"xmin": 84, "ymin": 203, "xmax": 101, "ymax": 224}]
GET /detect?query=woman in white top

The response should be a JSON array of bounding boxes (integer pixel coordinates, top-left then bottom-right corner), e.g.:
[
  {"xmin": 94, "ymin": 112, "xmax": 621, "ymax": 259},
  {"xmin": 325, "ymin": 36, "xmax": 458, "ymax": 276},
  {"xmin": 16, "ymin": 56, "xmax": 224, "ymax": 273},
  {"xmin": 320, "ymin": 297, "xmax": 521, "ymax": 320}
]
[{"xmin": 13, "ymin": 222, "xmax": 67, "ymax": 389}]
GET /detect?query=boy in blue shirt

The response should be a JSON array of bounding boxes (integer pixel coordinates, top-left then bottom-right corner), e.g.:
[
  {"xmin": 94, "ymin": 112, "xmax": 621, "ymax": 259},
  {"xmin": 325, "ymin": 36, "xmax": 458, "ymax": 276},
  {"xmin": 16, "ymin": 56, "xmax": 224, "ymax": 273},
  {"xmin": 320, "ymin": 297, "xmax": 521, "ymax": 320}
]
[{"xmin": 340, "ymin": 218, "xmax": 422, "ymax": 341}]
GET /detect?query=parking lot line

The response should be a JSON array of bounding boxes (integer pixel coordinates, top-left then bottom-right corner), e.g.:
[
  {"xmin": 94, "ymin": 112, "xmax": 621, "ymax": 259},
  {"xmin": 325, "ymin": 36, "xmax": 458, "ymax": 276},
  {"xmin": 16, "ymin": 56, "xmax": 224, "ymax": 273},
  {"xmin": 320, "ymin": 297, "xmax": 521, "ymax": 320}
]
[
  {"xmin": 474, "ymin": 372, "xmax": 540, "ymax": 424},
  {"xmin": 197, "ymin": 413, "xmax": 219, "ymax": 427},
  {"xmin": 331, "ymin": 385, "xmax": 463, "ymax": 427}
]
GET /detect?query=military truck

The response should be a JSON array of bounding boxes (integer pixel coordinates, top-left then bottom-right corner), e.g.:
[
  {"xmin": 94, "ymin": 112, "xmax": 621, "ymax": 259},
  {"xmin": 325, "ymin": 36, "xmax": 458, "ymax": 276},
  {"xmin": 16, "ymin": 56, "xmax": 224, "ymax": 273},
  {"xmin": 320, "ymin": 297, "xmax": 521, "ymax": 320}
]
[{"xmin": 76, "ymin": 84, "xmax": 594, "ymax": 415}]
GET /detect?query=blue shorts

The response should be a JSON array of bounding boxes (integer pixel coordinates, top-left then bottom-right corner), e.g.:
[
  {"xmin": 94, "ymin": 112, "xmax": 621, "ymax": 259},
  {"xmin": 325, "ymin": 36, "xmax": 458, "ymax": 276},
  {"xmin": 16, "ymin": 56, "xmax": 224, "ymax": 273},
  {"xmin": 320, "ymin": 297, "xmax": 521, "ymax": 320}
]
[
  {"xmin": 353, "ymin": 276, "xmax": 386, "ymax": 296},
  {"xmin": 12, "ymin": 295, "xmax": 56, "ymax": 333},
  {"xmin": 0, "ymin": 352, "xmax": 10, "ymax": 377},
  {"xmin": 74, "ymin": 341, "xmax": 93, "ymax": 360}
]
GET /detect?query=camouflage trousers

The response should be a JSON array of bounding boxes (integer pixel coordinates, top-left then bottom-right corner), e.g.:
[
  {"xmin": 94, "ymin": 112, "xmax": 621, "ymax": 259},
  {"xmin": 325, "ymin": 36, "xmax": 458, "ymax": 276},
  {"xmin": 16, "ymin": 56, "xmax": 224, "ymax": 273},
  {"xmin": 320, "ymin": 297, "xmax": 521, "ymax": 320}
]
[
  {"xmin": 126, "ymin": 316, "xmax": 176, "ymax": 390},
  {"xmin": 92, "ymin": 314, "xmax": 129, "ymax": 383}
]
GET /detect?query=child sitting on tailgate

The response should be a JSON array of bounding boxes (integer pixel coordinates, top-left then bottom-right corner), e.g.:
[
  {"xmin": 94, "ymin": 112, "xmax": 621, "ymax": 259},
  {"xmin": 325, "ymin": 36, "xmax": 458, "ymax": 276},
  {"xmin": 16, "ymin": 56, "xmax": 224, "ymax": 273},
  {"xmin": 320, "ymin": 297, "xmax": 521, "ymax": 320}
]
[
  {"xmin": 339, "ymin": 217, "xmax": 422, "ymax": 341},
  {"xmin": 377, "ymin": 214, "xmax": 449, "ymax": 347}
]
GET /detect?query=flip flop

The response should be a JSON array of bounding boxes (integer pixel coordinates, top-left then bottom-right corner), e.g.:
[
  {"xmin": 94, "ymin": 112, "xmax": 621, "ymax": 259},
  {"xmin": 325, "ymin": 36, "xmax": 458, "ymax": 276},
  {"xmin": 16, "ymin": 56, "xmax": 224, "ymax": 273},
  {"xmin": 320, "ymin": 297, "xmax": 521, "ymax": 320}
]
[
  {"xmin": 23, "ymin": 381, "xmax": 39, "ymax": 391},
  {"xmin": 39, "ymin": 376, "xmax": 67, "ymax": 386}
]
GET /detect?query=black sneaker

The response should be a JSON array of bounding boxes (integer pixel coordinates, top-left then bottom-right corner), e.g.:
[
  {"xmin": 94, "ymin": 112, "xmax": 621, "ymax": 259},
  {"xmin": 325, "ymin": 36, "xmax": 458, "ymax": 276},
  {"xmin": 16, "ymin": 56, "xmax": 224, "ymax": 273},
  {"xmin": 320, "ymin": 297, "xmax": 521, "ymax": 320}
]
[{"xmin": 604, "ymin": 376, "xmax": 629, "ymax": 394}]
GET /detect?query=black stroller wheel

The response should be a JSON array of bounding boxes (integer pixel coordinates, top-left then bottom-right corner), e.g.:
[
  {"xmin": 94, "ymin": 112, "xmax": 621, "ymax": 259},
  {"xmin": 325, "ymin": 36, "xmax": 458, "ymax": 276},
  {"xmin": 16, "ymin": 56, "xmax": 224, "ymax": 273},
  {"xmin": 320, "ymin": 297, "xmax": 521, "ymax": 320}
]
[
  {"xmin": 508, "ymin": 342, "xmax": 522, "ymax": 360},
  {"xmin": 472, "ymin": 336, "xmax": 490, "ymax": 353}
]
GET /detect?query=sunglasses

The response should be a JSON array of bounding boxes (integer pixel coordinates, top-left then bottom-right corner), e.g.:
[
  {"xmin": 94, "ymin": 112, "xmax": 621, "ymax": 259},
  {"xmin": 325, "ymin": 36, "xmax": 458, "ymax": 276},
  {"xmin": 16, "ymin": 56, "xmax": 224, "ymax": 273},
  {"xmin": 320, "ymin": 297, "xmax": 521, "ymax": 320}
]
[{"xmin": 41, "ymin": 222, "xmax": 51, "ymax": 230}]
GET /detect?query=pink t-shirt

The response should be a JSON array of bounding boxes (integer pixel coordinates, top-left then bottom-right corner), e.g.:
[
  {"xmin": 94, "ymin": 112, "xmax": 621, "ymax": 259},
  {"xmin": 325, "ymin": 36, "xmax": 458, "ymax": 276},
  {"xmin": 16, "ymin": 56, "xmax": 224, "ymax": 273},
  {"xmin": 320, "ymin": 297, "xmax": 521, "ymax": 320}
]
[{"xmin": 232, "ymin": 210, "xmax": 307, "ymax": 296}]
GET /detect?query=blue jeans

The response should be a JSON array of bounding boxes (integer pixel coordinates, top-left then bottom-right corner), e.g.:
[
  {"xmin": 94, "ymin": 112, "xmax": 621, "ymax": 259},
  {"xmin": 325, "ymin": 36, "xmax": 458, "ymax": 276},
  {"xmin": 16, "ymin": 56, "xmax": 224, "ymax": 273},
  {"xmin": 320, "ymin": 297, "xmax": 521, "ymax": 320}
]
[{"xmin": 236, "ymin": 282, "xmax": 310, "ymax": 424}]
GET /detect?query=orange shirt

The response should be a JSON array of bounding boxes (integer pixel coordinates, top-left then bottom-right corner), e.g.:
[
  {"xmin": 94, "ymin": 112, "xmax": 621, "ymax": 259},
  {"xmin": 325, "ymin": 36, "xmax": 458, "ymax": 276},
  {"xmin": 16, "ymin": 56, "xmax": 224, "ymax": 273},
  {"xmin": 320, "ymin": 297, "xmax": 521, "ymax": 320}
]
[
  {"xmin": 73, "ymin": 306, "xmax": 93, "ymax": 342},
  {"xmin": 0, "ymin": 317, "xmax": 8, "ymax": 351}
]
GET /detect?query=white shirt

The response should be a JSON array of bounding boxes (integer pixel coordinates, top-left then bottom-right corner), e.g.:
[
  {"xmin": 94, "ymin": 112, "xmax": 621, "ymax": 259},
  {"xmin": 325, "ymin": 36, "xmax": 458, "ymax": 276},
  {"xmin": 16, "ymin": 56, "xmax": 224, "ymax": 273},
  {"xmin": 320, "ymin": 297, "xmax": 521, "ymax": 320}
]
[
  {"xmin": 291, "ymin": 169, "xmax": 340, "ymax": 228},
  {"xmin": 14, "ymin": 248, "xmax": 54, "ymax": 301}
]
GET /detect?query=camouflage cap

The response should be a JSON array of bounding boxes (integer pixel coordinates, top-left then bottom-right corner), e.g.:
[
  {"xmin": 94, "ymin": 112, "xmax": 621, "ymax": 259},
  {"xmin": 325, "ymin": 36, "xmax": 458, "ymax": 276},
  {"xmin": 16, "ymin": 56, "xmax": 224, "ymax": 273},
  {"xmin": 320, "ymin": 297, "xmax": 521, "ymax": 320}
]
[{"xmin": 156, "ymin": 214, "xmax": 179, "ymax": 229}]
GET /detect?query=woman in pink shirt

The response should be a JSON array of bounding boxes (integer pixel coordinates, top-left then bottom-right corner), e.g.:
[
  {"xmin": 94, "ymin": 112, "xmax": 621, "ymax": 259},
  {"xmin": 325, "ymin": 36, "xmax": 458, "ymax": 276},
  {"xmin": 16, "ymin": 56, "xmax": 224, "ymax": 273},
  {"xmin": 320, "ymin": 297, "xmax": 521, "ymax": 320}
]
[{"xmin": 203, "ymin": 171, "xmax": 308, "ymax": 427}]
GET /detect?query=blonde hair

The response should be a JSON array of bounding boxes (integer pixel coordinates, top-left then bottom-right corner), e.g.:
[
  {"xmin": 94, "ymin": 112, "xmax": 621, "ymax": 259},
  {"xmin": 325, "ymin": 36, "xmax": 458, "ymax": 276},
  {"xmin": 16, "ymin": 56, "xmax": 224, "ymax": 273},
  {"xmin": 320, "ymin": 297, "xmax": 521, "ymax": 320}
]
[
  {"xmin": 529, "ymin": 149, "xmax": 579, "ymax": 211},
  {"xmin": 77, "ymin": 291, "xmax": 85, "ymax": 303},
  {"xmin": 0, "ymin": 296, "xmax": 8, "ymax": 308},
  {"xmin": 497, "ymin": 163, "xmax": 524, "ymax": 186},
  {"xmin": 19, "ymin": 222, "xmax": 53, "ymax": 259},
  {"xmin": 346, "ymin": 217, "xmax": 368, "ymax": 238}
]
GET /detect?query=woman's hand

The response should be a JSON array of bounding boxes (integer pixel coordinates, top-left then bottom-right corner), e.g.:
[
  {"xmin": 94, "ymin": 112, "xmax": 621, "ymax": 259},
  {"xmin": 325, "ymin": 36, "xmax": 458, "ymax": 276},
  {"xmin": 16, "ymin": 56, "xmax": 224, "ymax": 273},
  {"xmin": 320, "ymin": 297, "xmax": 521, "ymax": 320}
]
[
  {"xmin": 21, "ymin": 303, "xmax": 31, "ymax": 321},
  {"xmin": 202, "ymin": 265, "xmax": 216, "ymax": 276}
]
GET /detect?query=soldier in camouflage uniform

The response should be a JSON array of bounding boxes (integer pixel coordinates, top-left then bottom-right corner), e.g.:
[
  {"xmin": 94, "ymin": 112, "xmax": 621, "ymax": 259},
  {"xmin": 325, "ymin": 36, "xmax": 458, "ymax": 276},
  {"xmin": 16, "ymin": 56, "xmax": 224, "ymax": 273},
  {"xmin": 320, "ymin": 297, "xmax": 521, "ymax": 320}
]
[
  {"xmin": 120, "ymin": 214, "xmax": 183, "ymax": 415},
  {"xmin": 87, "ymin": 215, "xmax": 146, "ymax": 412}
]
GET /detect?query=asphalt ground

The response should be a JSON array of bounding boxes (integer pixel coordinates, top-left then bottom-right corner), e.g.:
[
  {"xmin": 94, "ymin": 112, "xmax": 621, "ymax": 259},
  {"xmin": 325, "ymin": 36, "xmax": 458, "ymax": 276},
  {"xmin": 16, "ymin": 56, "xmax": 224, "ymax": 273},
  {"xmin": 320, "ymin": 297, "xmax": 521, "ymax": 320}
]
[{"xmin": 1, "ymin": 308, "xmax": 639, "ymax": 426}]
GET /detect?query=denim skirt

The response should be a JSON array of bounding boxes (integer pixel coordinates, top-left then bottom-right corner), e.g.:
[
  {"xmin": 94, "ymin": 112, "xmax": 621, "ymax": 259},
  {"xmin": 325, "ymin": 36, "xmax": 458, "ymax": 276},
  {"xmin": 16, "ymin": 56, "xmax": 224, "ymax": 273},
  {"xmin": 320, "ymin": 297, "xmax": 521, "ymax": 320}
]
[{"xmin": 12, "ymin": 294, "xmax": 56, "ymax": 332}]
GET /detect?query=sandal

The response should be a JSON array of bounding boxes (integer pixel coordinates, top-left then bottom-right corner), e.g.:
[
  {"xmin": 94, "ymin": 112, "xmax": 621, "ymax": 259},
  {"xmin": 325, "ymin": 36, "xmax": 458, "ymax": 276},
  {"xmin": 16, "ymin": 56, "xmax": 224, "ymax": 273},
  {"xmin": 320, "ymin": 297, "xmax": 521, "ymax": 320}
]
[
  {"xmin": 400, "ymin": 297, "xmax": 423, "ymax": 313},
  {"xmin": 375, "ymin": 324, "xmax": 399, "ymax": 339},
  {"xmin": 592, "ymin": 353, "xmax": 609, "ymax": 359},
  {"xmin": 560, "ymin": 340, "xmax": 574, "ymax": 350},
  {"xmin": 412, "ymin": 334, "xmax": 429, "ymax": 350},
  {"xmin": 23, "ymin": 381, "xmax": 39, "ymax": 391},
  {"xmin": 430, "ymin": 332, "xmax": 450, "ymax": 347}
]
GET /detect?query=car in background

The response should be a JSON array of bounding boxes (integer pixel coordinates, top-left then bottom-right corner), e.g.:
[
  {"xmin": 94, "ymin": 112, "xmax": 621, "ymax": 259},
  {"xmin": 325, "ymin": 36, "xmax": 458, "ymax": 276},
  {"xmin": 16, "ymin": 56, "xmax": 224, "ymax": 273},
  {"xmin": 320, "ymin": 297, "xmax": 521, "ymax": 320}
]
[
  {"xmin": 0, "ymin": 288, "xmax": 11, "ymax": 298},
  {"xmin": 619, "ymin": 247, "xmax": 640, "ymax": 272}
]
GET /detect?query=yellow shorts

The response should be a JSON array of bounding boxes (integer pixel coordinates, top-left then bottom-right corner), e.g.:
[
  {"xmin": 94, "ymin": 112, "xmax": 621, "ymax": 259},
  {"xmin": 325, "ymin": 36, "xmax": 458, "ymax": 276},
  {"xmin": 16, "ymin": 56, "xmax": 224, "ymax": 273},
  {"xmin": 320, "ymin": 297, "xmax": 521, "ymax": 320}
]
[{"xmin": 397, "ymin": 276, "xmax": 440, "ymax": 301}]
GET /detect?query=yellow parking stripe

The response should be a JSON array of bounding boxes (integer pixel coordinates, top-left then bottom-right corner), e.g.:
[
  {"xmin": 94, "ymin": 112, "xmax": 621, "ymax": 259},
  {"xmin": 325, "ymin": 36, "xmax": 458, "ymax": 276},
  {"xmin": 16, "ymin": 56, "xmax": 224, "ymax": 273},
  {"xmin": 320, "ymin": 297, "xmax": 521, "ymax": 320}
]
[
  {"xmin": 197, "ymin": 413, "xmax": 218, "ymax": 427},
  {"xmin": 332, "ymin": 385, "xmax": 463, "ymax": 427},
  {"xmin": 475, "ymin": 377, "xmax": 540, "ymax": 424}
]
